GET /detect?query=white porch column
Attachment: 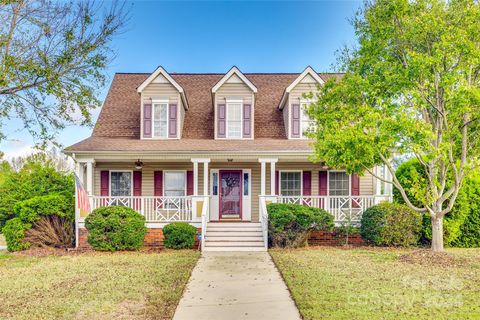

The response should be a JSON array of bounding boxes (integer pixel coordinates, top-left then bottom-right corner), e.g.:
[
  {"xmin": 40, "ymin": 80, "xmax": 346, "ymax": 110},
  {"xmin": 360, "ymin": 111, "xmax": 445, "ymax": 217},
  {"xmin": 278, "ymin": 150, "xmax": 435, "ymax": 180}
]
[
  {"xmin": 85, "ymin": 160, "xmax": 94, "ymax": 195},
  {"xmin": 260, "ymin": 161, "xmax": 266, "ymax": 196},
  {"xmin": 270, "ymin": 160, "xmax": 278, "ymax": 196},
  {"xmin": 193, "ymin": 161, "xmax": 199, "ymax": 196},
  {"xmin": 203, "ymin": 160, "xmax": 210, "ymax": 196}
]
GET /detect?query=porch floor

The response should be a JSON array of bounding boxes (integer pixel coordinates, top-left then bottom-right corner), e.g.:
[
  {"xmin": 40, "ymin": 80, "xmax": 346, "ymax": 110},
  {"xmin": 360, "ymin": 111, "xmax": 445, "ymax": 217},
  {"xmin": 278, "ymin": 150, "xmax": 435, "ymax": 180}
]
[{"xmin": 172, "ymin": 252, "xmax": 301, "ymax": 320}]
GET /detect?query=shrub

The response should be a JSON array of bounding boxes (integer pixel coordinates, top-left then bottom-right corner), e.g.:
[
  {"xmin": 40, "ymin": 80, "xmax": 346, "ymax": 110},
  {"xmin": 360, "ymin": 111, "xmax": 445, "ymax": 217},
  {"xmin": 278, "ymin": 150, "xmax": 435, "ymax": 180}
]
[
  {"xmin": 0, "ymin": 157, "xmax": 74, "ymax": 229},
  {"xmin": 163, "ymin": 222, "xmax": 197, "ymax": 249},
  {"xmin": 360, "ymin": 202, "xmax": 422, "ymax": 246},
  {"xmin": 394, "ymin": 158, "xmax": 480, "ymax": 247},
  {"xmin": 13, "ymin": 193, "xmax": 74, "ymax": 224},
  {"xmin": 267, "ymin": 203, "xmax": 334, "ymax": 248},
  {"xmin": 24, "ymin": 215, "xmax": 74, "ymax": 248},
  {"xmin": 85, "ymin": 206, "xmax": 146, "ymax": 251},
  {"xmin": 3, "ymin": 218, "xmax": 31, "ymax": 252}
]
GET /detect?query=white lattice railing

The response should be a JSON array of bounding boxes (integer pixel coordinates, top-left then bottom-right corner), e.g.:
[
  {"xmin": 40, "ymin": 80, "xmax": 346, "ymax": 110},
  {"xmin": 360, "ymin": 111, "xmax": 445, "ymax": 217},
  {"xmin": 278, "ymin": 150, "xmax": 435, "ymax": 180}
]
[
  {"xmin": 89, "ymin": 196, "xmax": 193, "ymax": 222},
  {"xmin": 259, "ymin": 197, "xmax": 270, "ymax": 250},
  {"xmin": 273, "ymin": 195, "xmax": 391, "ymax": 224}
]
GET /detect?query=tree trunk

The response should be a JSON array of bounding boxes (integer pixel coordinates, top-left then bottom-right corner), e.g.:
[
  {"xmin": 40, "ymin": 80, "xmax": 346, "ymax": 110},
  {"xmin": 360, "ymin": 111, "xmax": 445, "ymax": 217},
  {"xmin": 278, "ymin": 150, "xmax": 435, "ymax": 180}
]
[{"xmin": 431, "ymin": 216, "xmax": 444, "ymax": 252}]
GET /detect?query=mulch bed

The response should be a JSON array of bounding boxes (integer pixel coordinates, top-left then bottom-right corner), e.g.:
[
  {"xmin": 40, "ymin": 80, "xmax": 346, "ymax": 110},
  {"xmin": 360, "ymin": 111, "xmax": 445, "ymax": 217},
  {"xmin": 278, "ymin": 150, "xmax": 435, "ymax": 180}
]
[{"xmin": 399, "ymin": 249, "xmax": 469, "ymax": 268}]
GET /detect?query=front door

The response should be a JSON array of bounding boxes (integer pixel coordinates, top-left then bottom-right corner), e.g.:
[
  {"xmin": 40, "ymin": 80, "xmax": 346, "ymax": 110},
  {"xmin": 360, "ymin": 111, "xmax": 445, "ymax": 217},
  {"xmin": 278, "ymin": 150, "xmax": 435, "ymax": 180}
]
[{"xmin": 219, "ymin": 170, "xmax": 242, "ymax": 219}]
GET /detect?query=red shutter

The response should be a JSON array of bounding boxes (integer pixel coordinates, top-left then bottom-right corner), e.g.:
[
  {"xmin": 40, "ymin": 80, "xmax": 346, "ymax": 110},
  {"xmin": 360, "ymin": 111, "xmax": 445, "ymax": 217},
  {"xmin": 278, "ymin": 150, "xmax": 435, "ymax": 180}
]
[
  {"xmin": 275, "ymin": 171, "xmax": 279, "ymax": 195},
  {"xmin": 217, "ymin": 104, "xmax": 226, "ymax": 138},
  {"xmin": 186, "ymin": 171, "xmax": 194, "ymax": 196},
  {"xmin": 318, "ymin": 171, "xmax": 328, "ymax": 196},
  {"xmin": 291, "ymin": 104, "xmax": 300, "ymax": 138},
  {"xmin": 243, "ymin": 104, "xmax": 251, "ymax": 138},
  {"xmin": 351, "ymin": 174, "xmax": 360, "ymax": 196},
  {"xmin": 133, "ymin": 171, "xmax": 142, "ymax": 210},
  {"xmin": 302, "ymin": 171, "xmax": 311, "ymax": 196},
  {"xmin": 100, "ymin": 171, "xmax": 109, "ymax": 196},
  {"xmin": 133, "ymin": 171, "xmax": 142, "ymax": 196},
  {"xmin": 143, "ymin": 102, "xmax": 152, "ymax": 138},
  {"xmin": 154, "ymin": 171, "xmax": 163, "ymax": 196},
  {"xmin": 168, "ymin": 103, "xmax": 177, "ymax": 138}
]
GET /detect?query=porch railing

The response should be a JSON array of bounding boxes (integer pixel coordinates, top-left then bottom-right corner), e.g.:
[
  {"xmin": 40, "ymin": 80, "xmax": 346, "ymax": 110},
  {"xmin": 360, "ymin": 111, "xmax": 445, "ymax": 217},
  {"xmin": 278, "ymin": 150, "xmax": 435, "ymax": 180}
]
[
  {"xmin": 89, "ymin": 196, "xmax": 193, "ymax": 222},
  {"xmin": 274, "ymin": 195, "xmax": 390, "ymax": 224}
]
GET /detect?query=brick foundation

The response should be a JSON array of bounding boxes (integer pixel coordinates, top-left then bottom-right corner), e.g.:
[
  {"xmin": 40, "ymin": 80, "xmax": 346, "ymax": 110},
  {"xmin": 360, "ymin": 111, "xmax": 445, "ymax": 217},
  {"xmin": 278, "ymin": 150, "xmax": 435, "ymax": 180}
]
[
  {"xmin": 308, "ymin": 230, "xmax": 364, "ymax": 246},
  {"xmin": 78, "ymin": 227, "xmax": 201, "ymax": 249}
]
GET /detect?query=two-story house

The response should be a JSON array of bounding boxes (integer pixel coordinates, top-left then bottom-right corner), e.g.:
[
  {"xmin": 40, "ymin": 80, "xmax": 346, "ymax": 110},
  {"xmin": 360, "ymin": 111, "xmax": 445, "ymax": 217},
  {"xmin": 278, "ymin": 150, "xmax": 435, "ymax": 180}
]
[{"xmin": 65, "ymin": 66, "xmax": 392, "ymax": 251}]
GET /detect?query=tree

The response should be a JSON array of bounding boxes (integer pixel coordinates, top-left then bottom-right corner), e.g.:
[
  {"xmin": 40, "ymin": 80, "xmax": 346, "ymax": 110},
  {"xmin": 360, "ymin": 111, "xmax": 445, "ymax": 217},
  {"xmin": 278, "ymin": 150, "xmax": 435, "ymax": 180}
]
[
  {"xmin": 0, "ymin": 0, "xmax": 128, "ymax": 146},
  {"xmin": 308, "ymin": 0, "xmax": 480, "ymax": 252}
]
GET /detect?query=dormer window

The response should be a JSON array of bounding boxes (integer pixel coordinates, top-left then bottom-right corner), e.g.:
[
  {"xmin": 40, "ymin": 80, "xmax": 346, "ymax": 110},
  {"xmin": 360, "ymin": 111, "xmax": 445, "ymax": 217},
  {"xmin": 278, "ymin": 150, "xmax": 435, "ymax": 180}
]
[
  {"xmin": 226, "ymin": 99, "xmax": 243, "ymax": 138},
  {"xmin": 153, "ymin": 101, "xmax": 169, "ymax": 138},
  {"xmin": 300, "ymin": 100, "xmax": 315, "ymax": 138}
]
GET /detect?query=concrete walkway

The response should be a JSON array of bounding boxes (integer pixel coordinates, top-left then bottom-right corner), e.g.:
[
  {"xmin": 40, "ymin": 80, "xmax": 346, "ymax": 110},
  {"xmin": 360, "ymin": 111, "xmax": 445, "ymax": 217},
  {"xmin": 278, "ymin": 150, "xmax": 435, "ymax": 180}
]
[{"xmin": 173, "ymin": 252, "xmax": 301, "ymax": 320}]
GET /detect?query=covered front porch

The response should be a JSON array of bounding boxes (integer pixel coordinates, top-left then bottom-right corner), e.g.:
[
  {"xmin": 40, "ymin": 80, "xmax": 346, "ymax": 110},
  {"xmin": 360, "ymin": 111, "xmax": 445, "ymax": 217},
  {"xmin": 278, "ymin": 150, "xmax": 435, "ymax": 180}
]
[{"xmin": 75, "ymin": 156, "xmax": 392, "ymax": 226}]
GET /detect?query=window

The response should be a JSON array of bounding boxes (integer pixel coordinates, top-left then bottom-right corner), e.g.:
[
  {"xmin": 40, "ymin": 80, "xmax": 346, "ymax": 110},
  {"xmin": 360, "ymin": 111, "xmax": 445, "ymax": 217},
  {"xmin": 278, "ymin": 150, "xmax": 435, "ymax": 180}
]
[
  {"xmin": 153, "ymin": 102, "xmax": 168, "ymax": 138},
  {"xmin": 300, "ymin": 102, "xmax": 315, "ymax": 138},
  {"xmin": 243, "ymin": 172, "xmax": 249, "ymax": 196},
  {"xmin": 110, "ymin": 171, "xmax": 132, "ymax": 196},
  {"xmin": 164, "ymin": 171, "xmax": 186, "ymax": 197},
  {"xmin": 212, "ymin": 172, "xmax": 218, "ymax": 195},
  {"xmin": 226, "ymin": 101, "xmax": 242, "ymax": 138},
  {"xmin": 329, "ymin": 172, "xmax": 349, "ymax": 196},
  {"xmin": 280, "ymin": 171, "xmax": 301, "ymax": 196}
]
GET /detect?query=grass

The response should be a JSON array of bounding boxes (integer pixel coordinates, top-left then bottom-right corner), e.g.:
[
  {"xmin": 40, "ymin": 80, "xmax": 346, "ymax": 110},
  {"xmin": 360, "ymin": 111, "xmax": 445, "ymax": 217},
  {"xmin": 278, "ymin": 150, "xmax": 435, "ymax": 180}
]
[
  {"xmin": 0, "ymin": 250, "xmax": 200, "ymax": 320},
  {"xmin": 270, "ymin": 247, "xmax": 480, "ymax": 320}
]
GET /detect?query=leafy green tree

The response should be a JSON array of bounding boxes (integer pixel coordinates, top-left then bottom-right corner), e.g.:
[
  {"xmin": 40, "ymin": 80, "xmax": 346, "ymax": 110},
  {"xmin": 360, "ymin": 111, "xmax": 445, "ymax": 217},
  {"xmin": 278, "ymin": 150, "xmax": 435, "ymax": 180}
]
[
  {"xmin": 0, "ymin": 154, "xmax": 73, "ymax": 229},
  {"xmin": 308, "ymin": 0, "xmax": 480, "ymax": 251},
  {"xmin": 0, "ymin": 0, "xmax": 128, "ymax": 145}
]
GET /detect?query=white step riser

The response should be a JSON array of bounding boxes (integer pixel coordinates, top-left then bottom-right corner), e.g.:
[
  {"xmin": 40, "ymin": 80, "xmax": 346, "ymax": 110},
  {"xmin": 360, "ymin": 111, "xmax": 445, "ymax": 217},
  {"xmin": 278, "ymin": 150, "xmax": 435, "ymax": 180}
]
[
  {"xmin": 208, "ymin": 223, "xmax": 261, "ymax": 227},
  {"xmin": 205, "ymin": 241, "xmax": 264, "ymax": 246},
  {"xmin": 207, "ymin": 226, "xmax": 262, "ymax": 232},
  {"xmin": 206, "ymin": 236, "xmax": 263, "ymax": 241},
  {"xmin": 206, "ymin": 232, "xmax": 263, "ymax": 237},
  {"xmin": 203, "ymin": 247, "xmax": 267, "ymax": 252}
]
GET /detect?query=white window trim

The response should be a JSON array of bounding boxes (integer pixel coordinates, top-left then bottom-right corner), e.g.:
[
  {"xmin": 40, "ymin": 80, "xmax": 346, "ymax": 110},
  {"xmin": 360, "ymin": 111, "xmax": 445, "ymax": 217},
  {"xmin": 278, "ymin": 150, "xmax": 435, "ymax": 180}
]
[
  {"xmin": 279, "ymin": 170, "xmax": 303, "ymax": 196},
  {"xmin": 163, "ymin": 170, "xmax": 187, "ymax": 197},
  {"xmin": 149, "ymin": 99, "xmax": 170, "ymax": 139},
  {"xmin": 299, "ymin": 98, "xmax": 315, "ymax": 139},
  {"xmin": 327, "ymin": 170, "xmax": 351, "ymax": 196},
  {"xmin": 109, "ymin": 170, "xmax": 133, "ymax": 197},
  {"xmin": 225, "ymin": 99, "xmax": 244, "ymax": 139}
]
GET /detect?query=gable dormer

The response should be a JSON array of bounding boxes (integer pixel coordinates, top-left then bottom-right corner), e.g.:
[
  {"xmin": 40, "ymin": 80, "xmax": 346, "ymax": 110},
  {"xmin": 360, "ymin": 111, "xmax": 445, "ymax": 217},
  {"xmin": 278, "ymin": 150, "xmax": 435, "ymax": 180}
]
[
  {"xmin": 212, "ymin": 66, "xmax": 257, "ymax": 139},
  {"xmin": 278, "ymin": 66, "xmax": 324, "ymax": 139},
  {"xmin": 137, "ymin": 66, "xmax": 188, "ymax": 139}
]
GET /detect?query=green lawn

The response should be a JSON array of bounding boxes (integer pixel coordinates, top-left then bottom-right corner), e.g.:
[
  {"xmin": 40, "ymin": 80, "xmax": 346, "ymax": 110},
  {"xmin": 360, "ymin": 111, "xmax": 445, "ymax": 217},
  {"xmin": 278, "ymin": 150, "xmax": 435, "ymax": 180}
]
[
  {"xmin": 271, "ymin": 247, "xmax": 480, "ymax": 320},
  {"xmin": 0, "ymin": 250, "xmax": 199, "ymax": 320}
]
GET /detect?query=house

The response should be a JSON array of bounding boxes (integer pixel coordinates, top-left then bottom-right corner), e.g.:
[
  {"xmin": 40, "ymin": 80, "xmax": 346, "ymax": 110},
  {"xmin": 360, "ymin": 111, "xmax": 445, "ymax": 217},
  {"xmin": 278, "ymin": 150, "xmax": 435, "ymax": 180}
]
[{"xmin": 64, "ymin": 66, "xmax": 392, "ymax": 251}]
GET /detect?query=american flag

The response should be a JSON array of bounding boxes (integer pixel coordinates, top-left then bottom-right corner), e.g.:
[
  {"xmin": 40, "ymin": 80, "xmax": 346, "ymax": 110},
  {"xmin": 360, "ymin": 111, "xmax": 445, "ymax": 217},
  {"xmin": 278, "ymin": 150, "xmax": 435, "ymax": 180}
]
[{"xmin": 75, "ymin": 174, "xmax": 91, "ymax": 217}]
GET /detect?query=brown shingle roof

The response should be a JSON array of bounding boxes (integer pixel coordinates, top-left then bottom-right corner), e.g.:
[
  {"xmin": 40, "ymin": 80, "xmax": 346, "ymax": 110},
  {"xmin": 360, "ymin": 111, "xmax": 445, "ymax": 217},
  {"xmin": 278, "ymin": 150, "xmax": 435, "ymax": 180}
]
[{"xmin": 67, "ymin": 72, "xmax": 343, "ymax": 152}]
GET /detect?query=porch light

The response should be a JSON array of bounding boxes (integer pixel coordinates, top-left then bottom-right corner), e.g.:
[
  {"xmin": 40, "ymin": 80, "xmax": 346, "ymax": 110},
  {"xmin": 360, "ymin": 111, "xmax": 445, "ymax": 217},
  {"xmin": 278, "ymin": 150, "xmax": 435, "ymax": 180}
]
[{"xmin": 134, "ymin": 159, "xmax": 143, "ymax": 170}]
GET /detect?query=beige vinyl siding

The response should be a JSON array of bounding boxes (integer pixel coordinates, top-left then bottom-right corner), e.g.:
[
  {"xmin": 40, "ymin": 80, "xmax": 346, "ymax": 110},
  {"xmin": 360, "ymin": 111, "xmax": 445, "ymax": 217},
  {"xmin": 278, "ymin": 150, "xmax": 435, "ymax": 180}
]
[
  {"xmin": 94, "ymin": 162, "xmax": 203, "ymax": 197},
  {"xmin": 283, "ymin": 104, "xmax": 289, "ymax": 138},
  {"xmin": 289, "ymin": 83, "xmax": 317, "ymax": 102},
  {"xmin": 360, "ymin": 172, "xmax": 375, "ymax": 196},
  {"xmin": 93, "ymin": 161, "xmax": 377, "ymax": 222},
  {"xmin": 214, "ymin": 81, "xmax": 254, "ymax": 139},
  {"xmin": 178, "ymin": 97, "xmax": 185, "ymax": 138}
]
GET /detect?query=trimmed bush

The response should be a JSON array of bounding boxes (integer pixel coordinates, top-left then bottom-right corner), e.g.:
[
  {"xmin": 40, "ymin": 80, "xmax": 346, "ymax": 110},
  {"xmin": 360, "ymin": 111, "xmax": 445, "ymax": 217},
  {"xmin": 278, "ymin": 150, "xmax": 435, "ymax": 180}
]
[
  {"xmin": 163, "ymin": 222, "xmax": 197, "ymax": 249},
  {"xmin": 3, "ymin": 218, "xmax": 31, "ymax": 252},
  {"xmin": 2, "ymin": 193, "xmax": 74, "ymax": 251},
  {"xmin": 267, "ymin": 203, "xmax": 334, "ymax": 248},
  {"xmin": 13, "ymin": 193, "xmax": 74, "ymax": 224},
  {"xmin": 360, "ymin": 202, "xmax": 422, "ymax": 246},
  {"xmin": 85, "ymin": 206, "xmax": 146, "ymax": 251}
]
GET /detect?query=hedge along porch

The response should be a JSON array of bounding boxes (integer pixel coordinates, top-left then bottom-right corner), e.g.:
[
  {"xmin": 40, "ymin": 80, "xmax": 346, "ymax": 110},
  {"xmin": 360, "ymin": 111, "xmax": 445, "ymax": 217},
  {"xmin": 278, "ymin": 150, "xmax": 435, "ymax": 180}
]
[{"xmin": 73, "ymin": 153, "xmax": 393, "ymax": 249}]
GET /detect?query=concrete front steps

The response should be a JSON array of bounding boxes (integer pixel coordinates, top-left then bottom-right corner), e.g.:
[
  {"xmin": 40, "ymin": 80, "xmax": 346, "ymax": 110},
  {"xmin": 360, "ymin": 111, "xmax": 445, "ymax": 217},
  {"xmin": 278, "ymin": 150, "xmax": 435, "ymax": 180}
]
[{"xmin": 203, "ymin": 222, "xmax": 266, "ymax": 252}]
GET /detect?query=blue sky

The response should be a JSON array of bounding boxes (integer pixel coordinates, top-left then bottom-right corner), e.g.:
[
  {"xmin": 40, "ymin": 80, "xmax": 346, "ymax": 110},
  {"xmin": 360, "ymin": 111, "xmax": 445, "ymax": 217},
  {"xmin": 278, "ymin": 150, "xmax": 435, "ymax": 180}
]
[{"xmin": 1, "ymin": 0, "xmax": 361, "ymax": 158}]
